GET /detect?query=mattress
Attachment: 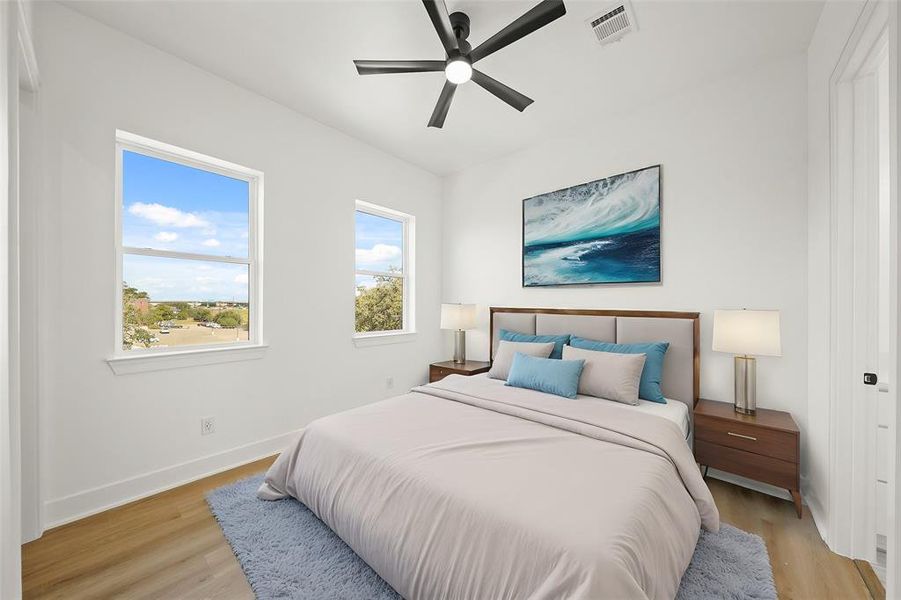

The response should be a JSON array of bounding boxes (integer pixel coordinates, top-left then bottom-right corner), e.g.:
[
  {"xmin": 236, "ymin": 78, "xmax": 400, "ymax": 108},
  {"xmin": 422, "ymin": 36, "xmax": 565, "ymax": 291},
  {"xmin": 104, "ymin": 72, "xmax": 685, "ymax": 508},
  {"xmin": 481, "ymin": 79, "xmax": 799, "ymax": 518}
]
[
  {"xmin": 261, "ymin": 374, "xmax": 718, "ymax": 600},
  {"xmin": 469, "ymin": 373, "xmax": 692, "ymax": 439}
]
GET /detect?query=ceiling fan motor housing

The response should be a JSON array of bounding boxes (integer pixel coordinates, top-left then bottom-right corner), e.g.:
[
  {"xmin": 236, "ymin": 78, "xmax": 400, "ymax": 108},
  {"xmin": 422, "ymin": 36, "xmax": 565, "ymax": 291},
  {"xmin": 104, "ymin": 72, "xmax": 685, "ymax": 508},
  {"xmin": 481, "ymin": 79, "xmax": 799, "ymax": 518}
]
[
  {"xmin": 352, "ymin": 0, "xmax": 567, "ymax": 127},
  {"xmin": 449, "ymin": 12, "xmax": 472, "ymax": 55},
  {"xmin": 449, "ymin": 12, "xmax": 471, "ymax": 41}
]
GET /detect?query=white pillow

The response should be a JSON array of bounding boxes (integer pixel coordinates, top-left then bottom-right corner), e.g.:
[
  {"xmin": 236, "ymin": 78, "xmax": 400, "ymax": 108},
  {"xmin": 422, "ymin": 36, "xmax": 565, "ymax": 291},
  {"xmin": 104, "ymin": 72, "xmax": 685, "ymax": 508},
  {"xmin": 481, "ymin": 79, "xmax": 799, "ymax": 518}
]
[
  {"xmin": 562, "ymin": 345, "xmax": 646, "ymax": 405},
  {"xmin": 488, "ymin": 340, "xmax": 555, "ymax": 380}
]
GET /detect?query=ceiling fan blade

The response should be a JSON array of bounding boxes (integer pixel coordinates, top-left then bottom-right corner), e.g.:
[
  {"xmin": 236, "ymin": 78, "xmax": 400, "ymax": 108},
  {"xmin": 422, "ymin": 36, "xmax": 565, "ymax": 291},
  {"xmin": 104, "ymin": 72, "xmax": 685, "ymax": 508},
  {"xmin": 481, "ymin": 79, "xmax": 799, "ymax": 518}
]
[
  {"xmin": 472, "ymin": 70, "xmax": 534, "ymax": 112},
  {"xmin": 428, "ymin": 80, "xmax": 457, "ymax": 128},
  {"xmin": 422, "ymin": 0, "xmax": 459, "ymax": 55},
  {"xmin": 469, "ymin": 0, "xmax": 566, "ymax": 64},
  {"xmin": 354, "ymin": 60, "xmax": 446, "ymax": 75}
]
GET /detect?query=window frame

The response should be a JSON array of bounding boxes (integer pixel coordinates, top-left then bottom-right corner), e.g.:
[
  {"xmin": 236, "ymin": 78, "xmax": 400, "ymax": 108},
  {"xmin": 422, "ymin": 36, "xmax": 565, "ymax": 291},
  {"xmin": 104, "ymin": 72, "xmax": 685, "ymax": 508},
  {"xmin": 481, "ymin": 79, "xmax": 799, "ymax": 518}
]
[
  {"xmin": 353, "ymin": 200, "xmax": 415, "ymax": 340},
  {"xmin": 110, "ymin": 130, "xmax": 264, "ymax": 369}
]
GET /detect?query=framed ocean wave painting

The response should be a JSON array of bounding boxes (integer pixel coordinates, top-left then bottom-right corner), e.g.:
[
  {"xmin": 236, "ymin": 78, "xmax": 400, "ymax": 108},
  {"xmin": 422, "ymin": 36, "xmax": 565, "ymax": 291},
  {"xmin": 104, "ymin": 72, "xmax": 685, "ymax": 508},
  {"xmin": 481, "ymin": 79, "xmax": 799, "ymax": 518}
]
[{"xmin": 522, "ymin": 165, "xmax": 661, "ymax": 287}]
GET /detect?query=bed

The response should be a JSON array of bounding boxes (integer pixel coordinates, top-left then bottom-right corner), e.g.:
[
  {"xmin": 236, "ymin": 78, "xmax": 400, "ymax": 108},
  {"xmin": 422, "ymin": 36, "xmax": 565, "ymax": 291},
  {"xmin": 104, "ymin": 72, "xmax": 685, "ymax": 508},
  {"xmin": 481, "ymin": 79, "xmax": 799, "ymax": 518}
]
[{"xmin": 260, "ymin": 308, "xmax": 718, "ymax": 600}]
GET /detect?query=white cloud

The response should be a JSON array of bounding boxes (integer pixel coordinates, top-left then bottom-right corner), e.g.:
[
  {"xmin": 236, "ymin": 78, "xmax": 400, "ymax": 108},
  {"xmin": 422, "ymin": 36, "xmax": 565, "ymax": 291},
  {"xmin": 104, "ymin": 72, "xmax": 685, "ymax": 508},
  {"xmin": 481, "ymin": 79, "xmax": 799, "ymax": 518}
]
[
  {"xmin": 202, "ymin": 238, "xmax": 221, "ymax": 247},
  {"xmin": 129, "ymin": 202, "xmax": 210, "ymax": 228},
  {"xmin": 355, "ymin": 244, "xmax": 401, "ymax": 264},
  {"xmin": 154, "ymin": 231, "xmax": 178, "ymax": 243},
  {"xmin": 234, "ymin": 273, "xmax": 249, "ymax": 284}
]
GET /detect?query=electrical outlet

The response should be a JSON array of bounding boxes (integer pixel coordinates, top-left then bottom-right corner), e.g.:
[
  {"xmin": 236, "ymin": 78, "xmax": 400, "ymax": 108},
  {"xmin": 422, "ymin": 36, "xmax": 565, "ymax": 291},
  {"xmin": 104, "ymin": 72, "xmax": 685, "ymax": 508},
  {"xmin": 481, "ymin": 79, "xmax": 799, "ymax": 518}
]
[
  {"xmin": 386, "ymin": 376, "xmax": 394, "ymax": 389},
  {"xmin": 201, "ymin": 416, "xmax": 216, "ymax": 436}
]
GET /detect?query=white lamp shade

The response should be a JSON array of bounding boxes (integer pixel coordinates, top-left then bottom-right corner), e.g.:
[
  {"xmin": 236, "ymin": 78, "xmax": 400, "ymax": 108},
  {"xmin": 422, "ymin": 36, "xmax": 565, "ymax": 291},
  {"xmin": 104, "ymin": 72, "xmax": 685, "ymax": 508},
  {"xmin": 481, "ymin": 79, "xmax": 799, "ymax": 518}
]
[
  {"xmin": 712, "ymin": 310, "xmax": 782, "ymax": 357},
  {"xmin": 440, "ymin": 303, "xmax": 476, "ymax": 330}
]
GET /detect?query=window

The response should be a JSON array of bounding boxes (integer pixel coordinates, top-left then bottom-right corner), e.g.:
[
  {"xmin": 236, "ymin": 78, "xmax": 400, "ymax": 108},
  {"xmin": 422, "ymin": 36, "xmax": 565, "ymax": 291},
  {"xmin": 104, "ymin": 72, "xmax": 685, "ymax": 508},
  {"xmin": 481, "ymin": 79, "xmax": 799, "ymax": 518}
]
[
  {"xmin": 354, "ymin": 201, "xmax": 414, "ymax": 336},
  {"xmin": 115, "ymin": 131, "xmax": 262, "ymax": 358}
]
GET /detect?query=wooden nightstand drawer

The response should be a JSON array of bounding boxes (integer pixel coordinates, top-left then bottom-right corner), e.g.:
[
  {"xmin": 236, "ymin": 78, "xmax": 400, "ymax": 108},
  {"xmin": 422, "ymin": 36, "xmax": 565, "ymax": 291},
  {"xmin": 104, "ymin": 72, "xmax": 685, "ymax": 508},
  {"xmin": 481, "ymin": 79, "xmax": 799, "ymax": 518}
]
[
  {"xmin": 695, "ymin": 414, "xmax": 798, "ymax": 463},
  {"xmin": 429, "ymin": 361, "xmax": 491, "ymax": 383},
  {"xmin": 429, "ymin": 366, "xmax": 453, "ymax": 383},
  {"xmin": 695, "ymin": 440, "xmax": 798, "ymax": 490}
]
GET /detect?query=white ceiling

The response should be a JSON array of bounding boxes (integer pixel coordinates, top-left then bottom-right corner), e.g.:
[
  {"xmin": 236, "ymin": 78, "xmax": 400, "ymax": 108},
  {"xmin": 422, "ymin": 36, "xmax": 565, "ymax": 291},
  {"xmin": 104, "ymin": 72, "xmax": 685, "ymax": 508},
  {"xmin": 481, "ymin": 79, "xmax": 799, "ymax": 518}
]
[{"xmin": 65, "ymin": 0, "xmax": 824, "ymax": 175}]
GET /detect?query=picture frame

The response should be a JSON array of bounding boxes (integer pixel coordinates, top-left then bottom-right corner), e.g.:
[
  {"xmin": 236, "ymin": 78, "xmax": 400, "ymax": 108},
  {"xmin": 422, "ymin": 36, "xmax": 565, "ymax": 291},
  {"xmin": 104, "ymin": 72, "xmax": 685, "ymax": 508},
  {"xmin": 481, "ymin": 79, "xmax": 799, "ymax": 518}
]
[{"xmin": 522, "ymin": 165, "xmax": 661, "ymax": 287}]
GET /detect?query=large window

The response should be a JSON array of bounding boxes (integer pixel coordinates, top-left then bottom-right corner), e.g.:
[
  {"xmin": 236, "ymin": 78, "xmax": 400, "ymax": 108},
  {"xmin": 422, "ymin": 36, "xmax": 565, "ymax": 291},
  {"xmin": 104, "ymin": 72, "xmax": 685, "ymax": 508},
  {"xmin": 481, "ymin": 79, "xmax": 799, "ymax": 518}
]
[
  {"xmin": 354, "ymin": 201, "xmax": 414, "ymax": 336},
  {"xmin": 115, "ymin": 131, "xmax": 262, "ymax": 355}
]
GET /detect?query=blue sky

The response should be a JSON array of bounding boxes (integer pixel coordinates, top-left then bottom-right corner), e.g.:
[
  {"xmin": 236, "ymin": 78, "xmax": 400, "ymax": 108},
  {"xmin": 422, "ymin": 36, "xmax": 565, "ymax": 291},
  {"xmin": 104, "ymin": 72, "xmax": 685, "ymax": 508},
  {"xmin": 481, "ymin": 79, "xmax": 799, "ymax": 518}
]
[
  {"xmin": 355, "ymin": 211, "xmax": 403, "ymax": 272},
  {"xmin": 122, "ymin": 151, "xmax": 249, "ymax": 301},
  {"xmin": 124, "ymin": 255, "xmax": 248, "ymax": 302},
  {"xmin": 355, "ymin": 211, "xmax": 404, "ymax": 291}
]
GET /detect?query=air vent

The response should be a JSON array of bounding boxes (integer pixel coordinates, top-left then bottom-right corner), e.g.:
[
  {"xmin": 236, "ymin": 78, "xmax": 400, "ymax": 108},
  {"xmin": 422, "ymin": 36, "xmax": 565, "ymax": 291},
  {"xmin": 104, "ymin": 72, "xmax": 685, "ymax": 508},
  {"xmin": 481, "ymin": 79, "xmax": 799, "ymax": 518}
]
[{"xmin": 587, "ymin": 1, "xmax": 637, "ymax": 45}]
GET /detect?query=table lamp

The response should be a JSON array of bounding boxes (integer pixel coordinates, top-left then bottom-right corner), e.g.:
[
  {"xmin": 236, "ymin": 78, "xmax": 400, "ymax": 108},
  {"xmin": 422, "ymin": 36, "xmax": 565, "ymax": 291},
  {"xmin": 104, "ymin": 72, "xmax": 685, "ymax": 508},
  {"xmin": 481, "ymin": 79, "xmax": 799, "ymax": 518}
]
[
  {"xmin": 712, "ymin": 309, "xmax": 782, "ymax": 415},
  {"xmin": 441, "ymin": 303, "xmax": 476, "ymax": 364}
]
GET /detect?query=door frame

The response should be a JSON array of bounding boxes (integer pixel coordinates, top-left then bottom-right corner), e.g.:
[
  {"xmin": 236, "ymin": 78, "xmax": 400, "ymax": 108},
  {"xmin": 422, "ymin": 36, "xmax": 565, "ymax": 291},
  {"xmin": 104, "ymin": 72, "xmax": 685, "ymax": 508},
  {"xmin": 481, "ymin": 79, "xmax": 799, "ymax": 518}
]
[
  {"xmin": 891, "ymin": 1, "xmax": 901, "ymax": 595},
  {"xmin": 826, "ymin": 0, "xmax": 897, "ymax": 580},
  {"xmin": 0, "ymin": 1, "xmax": 18, "ymax": 597}
]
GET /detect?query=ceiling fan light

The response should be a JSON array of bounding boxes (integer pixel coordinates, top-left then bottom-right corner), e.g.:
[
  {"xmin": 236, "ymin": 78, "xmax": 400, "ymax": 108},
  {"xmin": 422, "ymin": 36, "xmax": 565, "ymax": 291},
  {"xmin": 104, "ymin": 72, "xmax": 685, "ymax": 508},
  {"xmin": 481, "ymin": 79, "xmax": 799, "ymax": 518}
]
[{"xmin": 445, "ymin": 59, "xmax": 472, "ymax": 84}]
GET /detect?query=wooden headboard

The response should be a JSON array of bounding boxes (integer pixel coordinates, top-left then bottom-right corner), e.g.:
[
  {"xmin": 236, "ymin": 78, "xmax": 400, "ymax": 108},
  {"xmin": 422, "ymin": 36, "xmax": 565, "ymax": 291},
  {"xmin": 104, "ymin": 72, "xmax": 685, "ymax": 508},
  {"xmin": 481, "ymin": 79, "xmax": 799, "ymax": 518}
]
[{"xmin": 489, "ymin": 307, "xmax": 701, "ymax": 406}]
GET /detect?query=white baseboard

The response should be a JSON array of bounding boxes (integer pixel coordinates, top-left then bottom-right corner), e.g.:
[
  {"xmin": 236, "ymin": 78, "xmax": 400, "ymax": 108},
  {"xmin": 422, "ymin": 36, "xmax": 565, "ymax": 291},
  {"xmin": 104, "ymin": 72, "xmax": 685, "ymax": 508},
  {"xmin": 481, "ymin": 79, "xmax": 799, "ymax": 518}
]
[
  {"xmin": 42, "ymin": 431, "xmax": 298, "ymax": 531},
  {"xmin": 805, "ymin": 489, "xmax": 829, "ymax": 545}
]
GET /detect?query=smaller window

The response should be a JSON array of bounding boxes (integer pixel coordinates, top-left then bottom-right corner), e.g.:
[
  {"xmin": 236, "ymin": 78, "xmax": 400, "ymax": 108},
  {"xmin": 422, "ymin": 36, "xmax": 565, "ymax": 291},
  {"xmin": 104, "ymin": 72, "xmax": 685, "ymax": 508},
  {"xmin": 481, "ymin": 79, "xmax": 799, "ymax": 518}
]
[{"xmin": 354, "ymin": 201, "xmax": 414, "ymax": 336}]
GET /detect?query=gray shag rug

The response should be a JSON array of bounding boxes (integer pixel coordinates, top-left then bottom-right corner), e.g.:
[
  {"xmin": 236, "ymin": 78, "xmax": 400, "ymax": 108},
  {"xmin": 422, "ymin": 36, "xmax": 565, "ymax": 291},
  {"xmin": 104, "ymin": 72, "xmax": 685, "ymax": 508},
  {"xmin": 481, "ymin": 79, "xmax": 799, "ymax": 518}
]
[{"xmin": 207, "ymin": 475, "xmax": 776, "ymax": 600}]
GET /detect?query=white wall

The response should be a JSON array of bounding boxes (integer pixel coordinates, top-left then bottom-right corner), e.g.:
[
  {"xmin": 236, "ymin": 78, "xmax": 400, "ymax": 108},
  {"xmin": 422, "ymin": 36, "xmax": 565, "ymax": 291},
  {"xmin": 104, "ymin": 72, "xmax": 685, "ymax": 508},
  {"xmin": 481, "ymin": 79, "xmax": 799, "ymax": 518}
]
[
  {"xmin": 805, "ymin": 0, "xmax": 867, "ymax": 546},
  {"xmin": 442, "ymin": 53, "xmax": 809, "ymax": 474},
  {"xmin": 21, "ymin": 2, "xmax": 444, "ymax": 528}
]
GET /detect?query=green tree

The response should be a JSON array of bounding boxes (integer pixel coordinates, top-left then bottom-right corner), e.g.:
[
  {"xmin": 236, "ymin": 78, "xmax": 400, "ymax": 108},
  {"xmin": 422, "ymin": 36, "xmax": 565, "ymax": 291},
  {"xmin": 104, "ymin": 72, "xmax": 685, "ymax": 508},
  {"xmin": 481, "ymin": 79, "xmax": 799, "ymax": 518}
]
[
  {"xmin": 151, "ymin": 304, "xmax": 176, "ymax": 324},
  {"xmin": 217, "ymin": 316, "xmax": 239, "ymax": 328},
  {"xmin": 355, "ymin": 274, "xmax": 403, "ymax": 333},
  {"xmin": 167, "ymin": 301, "xmax": 191, "ymax": 318},
  {"xmin": 122, "ymin": 281, "xmax": 153, "ymax": 349},
  {"xmin": 214, "ymin": 309, "xmax": 244, "ymax": 328},
  {"xmin": 192, "ymin": 307, "xmax": 212, "ymax": 322}
]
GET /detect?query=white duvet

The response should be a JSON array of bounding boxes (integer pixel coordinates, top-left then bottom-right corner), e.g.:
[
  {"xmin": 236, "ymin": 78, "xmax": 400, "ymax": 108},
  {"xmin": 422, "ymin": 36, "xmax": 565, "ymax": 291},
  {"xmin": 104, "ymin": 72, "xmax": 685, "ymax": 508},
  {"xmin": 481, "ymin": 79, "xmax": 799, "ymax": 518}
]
[{"xmin": 260, "ymin": 375, "xmax": 719, "ymax": 600}]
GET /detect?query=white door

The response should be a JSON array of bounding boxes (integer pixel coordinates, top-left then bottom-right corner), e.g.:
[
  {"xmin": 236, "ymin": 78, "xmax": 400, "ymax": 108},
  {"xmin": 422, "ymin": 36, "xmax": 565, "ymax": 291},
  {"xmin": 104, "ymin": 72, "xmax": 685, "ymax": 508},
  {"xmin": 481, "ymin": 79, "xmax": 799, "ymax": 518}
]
[{"xmin": 837, "ymin": 1, "xmax": 896, "ymax": 586}]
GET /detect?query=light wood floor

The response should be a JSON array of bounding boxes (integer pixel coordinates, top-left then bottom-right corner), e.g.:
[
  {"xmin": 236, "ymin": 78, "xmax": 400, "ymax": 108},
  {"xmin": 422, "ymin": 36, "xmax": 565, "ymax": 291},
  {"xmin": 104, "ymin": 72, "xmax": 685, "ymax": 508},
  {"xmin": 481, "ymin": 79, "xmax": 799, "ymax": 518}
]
[{"xmin": 22, "ymin": 457, "xmax": 879, "ymax": 599}]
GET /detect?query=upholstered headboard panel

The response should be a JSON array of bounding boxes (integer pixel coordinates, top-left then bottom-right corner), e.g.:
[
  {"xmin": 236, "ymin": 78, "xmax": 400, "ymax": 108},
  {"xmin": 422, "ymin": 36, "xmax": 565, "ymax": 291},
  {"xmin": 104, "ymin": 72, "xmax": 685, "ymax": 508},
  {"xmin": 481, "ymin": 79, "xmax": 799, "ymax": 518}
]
[
  {"xmin": 490, "ymin": 312, "xmax": 617, "ymax": 357},
  {"xmin": 489, "ymin": 307, "xmax": 700, "ymax": 409},
  {"xmin": 617, "ymin": 317, "xmax": 695, "ymax": 406}
]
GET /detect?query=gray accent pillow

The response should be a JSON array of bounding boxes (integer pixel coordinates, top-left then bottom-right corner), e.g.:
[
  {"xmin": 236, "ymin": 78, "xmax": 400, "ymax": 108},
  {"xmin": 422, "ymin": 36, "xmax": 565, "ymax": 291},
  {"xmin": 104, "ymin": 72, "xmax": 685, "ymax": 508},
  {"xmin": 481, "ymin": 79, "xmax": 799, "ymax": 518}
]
[
  {"xmin": 562, "ymin": 345, "xmax": 646, "ymax": 405},
  {"xmin": 488, "ymin": 341, "xmax": 555, "ymax": 381}
]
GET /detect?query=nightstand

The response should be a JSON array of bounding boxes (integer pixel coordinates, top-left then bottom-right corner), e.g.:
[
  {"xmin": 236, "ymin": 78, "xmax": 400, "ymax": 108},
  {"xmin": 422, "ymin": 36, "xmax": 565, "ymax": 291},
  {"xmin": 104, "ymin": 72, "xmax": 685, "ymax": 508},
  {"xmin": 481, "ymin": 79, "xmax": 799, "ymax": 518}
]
[
  {"xmin": 694, "ymin": 398, "xmax": 802, "ymax": 518},
  {"xmin": 429, "ymin": 360, "xmax": 491, "ymax": 383}
]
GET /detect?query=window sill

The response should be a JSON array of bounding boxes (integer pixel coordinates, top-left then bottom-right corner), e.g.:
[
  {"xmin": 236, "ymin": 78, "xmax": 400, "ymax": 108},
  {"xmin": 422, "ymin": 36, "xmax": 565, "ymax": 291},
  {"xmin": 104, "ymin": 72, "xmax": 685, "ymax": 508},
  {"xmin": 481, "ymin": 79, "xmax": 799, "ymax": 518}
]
[
  {"xmin": 107, "ymin": 344, "xmax": 269, "ymax": 375},
  {"xmin": 352, "ymin": 331, "xmax": 417, "ymax": 348}
]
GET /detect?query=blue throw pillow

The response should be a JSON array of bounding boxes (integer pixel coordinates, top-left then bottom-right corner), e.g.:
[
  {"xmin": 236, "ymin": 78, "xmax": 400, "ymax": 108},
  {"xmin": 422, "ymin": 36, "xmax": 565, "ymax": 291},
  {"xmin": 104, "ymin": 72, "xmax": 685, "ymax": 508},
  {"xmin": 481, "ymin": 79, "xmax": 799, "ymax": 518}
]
[
  {"xmin": 500, "ymin": 329, "xmax": 570, "ymax": 359},
  {"xmin": 505, "ymin": 352, "xmax": 585, "ymax": 399},
  {"xmin": 569, "ymin": 336, "xmax": 670, "ymax": 403}
]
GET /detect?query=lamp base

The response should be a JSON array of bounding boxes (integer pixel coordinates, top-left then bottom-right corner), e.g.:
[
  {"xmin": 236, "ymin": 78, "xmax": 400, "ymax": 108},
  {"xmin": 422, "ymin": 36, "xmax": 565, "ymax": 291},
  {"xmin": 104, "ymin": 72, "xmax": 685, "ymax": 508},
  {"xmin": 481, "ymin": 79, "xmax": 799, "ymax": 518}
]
[
  {"xmin": 733, "ymin": 355, "xmax": 757, "ymax": 415},
  {"xmin": 453, "ymin": 330, "xmax": 466, "ymax": 364}
]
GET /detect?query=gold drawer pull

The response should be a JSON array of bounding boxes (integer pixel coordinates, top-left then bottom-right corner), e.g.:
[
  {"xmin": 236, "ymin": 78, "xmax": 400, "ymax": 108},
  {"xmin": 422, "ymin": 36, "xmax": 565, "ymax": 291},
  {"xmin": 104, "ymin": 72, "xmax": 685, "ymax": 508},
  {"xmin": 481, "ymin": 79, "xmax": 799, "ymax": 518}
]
[{"xmin": 727, "ymin": 431, "xmax": 757, "ymax": 441}]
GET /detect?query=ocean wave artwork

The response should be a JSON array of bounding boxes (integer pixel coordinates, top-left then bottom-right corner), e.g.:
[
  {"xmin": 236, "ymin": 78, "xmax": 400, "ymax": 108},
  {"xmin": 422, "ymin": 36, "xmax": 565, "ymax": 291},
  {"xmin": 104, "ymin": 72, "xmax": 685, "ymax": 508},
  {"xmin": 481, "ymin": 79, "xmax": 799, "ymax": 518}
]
[{"xmin": 523, "ymin": 165, "xmax": 661, "ymax": 286}]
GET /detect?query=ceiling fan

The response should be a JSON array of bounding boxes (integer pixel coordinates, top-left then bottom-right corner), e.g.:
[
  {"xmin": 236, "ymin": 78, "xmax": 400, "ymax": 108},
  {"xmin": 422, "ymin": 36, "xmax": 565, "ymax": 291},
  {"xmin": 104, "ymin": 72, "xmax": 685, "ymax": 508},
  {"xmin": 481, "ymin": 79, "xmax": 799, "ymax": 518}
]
[{"xmin": 353, "ymin": 0, "xmax": 567, "ymax": 128}]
